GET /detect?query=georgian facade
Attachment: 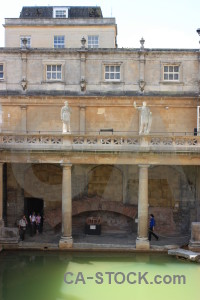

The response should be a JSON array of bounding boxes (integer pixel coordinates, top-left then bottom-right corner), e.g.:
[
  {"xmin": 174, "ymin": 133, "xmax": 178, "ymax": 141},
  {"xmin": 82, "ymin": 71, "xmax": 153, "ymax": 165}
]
[{"xmin": 0, "ymin": 6, "xmax": 200, "ymax": 249}]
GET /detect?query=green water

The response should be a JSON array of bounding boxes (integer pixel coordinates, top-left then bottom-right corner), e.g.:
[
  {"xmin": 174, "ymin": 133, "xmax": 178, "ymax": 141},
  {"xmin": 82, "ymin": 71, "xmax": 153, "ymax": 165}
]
[{"xmin": 0, "ymin": 251, "xmax": 199, "ymax": 300}]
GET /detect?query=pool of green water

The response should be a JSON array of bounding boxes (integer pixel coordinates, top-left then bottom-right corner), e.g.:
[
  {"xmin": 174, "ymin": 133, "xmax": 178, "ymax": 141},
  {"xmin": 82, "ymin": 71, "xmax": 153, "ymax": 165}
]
[{"xmin": 0, "ymin": 251, "xmax": 199, "ymax": 300}]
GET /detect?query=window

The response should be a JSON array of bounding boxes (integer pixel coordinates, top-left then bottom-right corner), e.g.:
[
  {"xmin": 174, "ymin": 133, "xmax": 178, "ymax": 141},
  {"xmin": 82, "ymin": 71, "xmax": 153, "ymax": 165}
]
[
  {"xmin": 53, "ymin": 7, "xmax": 68, "ymax": 18},
  {"xmin": 0, "ymin": 64, "xmax": 3, "ymax": 79},
  {"xmin": 163, "ymin": 65, "xmax": 179, "ymax": 81},
  {"xmin": 20, "ymin": 36, "xmax": 31, "ymax": 48},
  {"xmin": 54, "ymin": 36, "xmax": 65, "ymax": 48},
  {"xmin": 88, "ymin": 35, "xmax": 99, "ymax": 48},
  {"xmin": 46, "ymin": 65, "xmax": 62, "ymax": 80},
  {"xmin": 105, "ymin": 65, "xmax": 120, "ymax": 81}
]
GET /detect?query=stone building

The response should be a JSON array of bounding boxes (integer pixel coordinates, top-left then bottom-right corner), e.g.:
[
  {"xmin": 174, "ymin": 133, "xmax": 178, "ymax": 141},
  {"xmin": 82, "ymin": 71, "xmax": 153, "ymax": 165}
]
[{"xmin": 0, "ymin": 6, "xmax": 200, "ymax": 249}]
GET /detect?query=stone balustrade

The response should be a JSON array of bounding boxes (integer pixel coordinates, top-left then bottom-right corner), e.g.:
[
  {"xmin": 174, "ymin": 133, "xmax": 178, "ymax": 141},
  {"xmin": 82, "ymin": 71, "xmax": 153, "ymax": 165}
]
[{"xmin": 0, "ymin": 133, "xmax": 199, "ymax": 152}]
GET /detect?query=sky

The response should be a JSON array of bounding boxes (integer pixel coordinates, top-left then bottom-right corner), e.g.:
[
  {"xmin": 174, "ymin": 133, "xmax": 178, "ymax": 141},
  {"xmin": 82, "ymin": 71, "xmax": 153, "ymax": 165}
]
[{"xmin": 0, "ymin": 0, "xmax": 200, "ymax": 48}]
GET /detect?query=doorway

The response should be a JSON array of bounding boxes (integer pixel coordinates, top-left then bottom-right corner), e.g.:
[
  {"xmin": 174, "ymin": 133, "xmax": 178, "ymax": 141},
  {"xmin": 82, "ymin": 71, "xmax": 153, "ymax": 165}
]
[{"xmin": 24, "ymin": 197, "xmax": 44, "ymax": 217}]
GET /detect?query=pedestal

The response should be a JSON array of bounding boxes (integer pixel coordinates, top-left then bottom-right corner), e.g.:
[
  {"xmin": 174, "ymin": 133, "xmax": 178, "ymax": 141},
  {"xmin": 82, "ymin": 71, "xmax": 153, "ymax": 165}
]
[
  {"xmin": 59, "ymin": 236, "xmax": 73, "ymax": 249},
  {"xmin": 136, "ymin": 237, "xmax": 150, "ymax": 250}
]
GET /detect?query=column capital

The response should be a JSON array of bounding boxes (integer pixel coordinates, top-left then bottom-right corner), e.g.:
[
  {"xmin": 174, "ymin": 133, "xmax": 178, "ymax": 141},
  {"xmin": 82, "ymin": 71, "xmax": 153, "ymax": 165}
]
[
  {"xmin": 80, "ymin": 105, "xmax": 86, "ymax": 110},
  {"xmin": 138, "ymin": 164, "xmax": 150, "ymax": 168},
  {"xmin": 61, "ymin": 163, "xmax": 72, "ymax": 169}
]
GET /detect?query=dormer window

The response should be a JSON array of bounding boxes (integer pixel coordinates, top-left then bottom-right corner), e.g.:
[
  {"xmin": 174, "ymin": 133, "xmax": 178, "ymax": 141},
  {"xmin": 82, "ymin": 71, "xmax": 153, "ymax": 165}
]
[{"xmin": 53, "ymin": 7, "xmax": 68, "ymax": 18}]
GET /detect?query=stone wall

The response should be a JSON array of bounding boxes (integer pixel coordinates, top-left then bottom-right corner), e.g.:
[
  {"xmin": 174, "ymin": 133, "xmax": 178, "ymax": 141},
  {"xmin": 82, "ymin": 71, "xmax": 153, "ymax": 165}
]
[
  {"xmin": 5, "ymin": 26, "xmax": 116, "ymax": 48},
  {"xmin": 1, "ymin": 97, "xmax": 197, "ymax": 135}
]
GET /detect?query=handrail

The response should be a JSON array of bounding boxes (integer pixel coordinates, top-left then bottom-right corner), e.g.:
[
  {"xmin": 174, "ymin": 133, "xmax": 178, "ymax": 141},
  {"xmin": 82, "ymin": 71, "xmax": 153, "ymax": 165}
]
[{"xmin": 0, "ymin": 130, "xmax": 197, "ymax": 136}]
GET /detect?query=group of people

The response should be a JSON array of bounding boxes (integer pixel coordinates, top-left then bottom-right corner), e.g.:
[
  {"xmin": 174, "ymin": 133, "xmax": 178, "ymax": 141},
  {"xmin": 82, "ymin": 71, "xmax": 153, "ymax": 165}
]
[{"xmin": 18, "ymin": 212, "xmax": 43, "ymax": 241}]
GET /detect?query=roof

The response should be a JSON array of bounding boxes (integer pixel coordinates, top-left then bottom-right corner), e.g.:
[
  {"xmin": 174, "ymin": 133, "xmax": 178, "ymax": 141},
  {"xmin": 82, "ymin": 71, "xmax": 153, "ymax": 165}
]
[{"xmin": 19, "ymin": 6, "xmax": 103, "ymax": 19}]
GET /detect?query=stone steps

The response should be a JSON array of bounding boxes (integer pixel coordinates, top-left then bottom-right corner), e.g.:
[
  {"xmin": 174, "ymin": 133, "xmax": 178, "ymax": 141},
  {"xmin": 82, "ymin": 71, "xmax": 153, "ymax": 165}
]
[{"xmin": 168, "ymin": 248, "xmax": 200, "ymax": 262}]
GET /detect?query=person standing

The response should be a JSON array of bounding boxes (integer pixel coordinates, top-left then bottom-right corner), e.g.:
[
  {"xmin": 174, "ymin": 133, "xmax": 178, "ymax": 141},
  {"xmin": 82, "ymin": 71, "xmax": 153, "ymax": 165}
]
[
  {"xmin": 18, "ymin": 215, "xmax": 27, "ymax": 241},
  {"xmin": 29, "ymin": 212, "xmax": 36, "ymax": 236},
  {"xmin": 148, "ymin": 214, "xmax": 159, "ymax": 241},
  {"xmin": 36, "ymin": 213, "xmax": 41, "ymax": 234}
]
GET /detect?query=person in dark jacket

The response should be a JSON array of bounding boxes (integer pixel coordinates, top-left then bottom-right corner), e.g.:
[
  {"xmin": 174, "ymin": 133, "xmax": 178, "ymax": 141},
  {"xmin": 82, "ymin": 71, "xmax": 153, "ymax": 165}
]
[{"xmin": 148, "ymin": 214, "xmax": 159, "ymax": 241}]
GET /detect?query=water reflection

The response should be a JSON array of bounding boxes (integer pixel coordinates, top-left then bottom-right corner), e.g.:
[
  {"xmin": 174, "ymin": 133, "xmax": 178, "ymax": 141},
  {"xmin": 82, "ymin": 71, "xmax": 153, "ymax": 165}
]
[{"xmin": 0, "ymin": 251, "xmax": 199, "ymax": 300}]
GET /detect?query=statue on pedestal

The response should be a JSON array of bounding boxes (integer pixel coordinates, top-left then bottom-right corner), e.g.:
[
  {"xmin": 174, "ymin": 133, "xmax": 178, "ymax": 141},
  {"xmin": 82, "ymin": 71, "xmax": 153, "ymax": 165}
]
[
  {"xmin": 134, "ymin": 101, "xmax": 152, "ymax": 135},
  {"xmin": 61, "ymin": 101, "xmax": 71, "ymax": 134}
]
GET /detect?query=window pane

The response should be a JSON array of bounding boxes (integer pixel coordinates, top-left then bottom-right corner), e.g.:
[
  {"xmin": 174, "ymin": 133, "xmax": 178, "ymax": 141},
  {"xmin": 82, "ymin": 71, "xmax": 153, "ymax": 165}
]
[
  {"xmin": 110, "ymin": 66, "xmax": 114, "ymax": 72},
  {"xmin": 105, "ymin": 66, "xmax": 109, "ymax": 72},
  {"xmin": 52, "ymin": 73, "xmax": 56, "ymax": 79},
  {"xmin": 116, "ymin": 66, "xmax": 120, "ymax": 72},
  {"xmin": 164, "ymin": 74, "xmax": 168, "ymax": 80},
  {"xmin": 174, "ymin": 74, "xmax": 179, "ymax": 80},
  {"xmin": 47, "ymin": 73, "xmax": 51, "ymax": 80},
  {"xmin": 169, "ymin": 74, "xmax": 173, "ymax": 80},
  {"xmin": 169, "ymin": 66, "xmax": 173, "ymax": 72},
  {"xmin": 0, "ymin": 65, "xmax": 3, "ymax": 71},
  {"xmin": 0, "ymin": 73, "xmax": 3, "ymax": 79},
  {"xmin": 115, "ymin": 73, "xmax": 120, "ymax": 79},
  {"xmin": 57, "ymin": 73, "xmax": 61, "ymax": 79},
  {"xmin": 105, "ymin": 73, "xmax": 109, "ymax": 79},
  {"xmin": 164, "ymin": 66, "xmax": 168, "ymax": 72},
  {"xmin": 174, "ymin": 66, "xmax": 179, "ymax": 72},
  {"xmin": 110, "ymin": 73, "xmax": 114, "ymax": 79},
  {"xmin": 57, "ymin": 65, "xmax": 61, "ymax": 71},
  {"xmin": 47, "ymin": 65, "xmax": 51, "ymax": 71},
  {"xmin": 56, "ymin": 10, "xmax": 66, "ymax": 18},
  {"xmin": 52, "ymin": 65, "xmax": 56, "ymax": 71}
]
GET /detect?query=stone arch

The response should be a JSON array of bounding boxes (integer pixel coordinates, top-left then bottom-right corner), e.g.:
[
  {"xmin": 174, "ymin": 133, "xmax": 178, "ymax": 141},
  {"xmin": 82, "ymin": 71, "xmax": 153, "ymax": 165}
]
[
  {"xmin": 72, "ymin": 197, "xmax": 137, "ymax": 234},
  {"xmin": 24, "ymin": 163, "xmax": 62, "ymax": 207},
  {"xmin": 72, "ymin": 197, "xmax": 137, "ymax": 219},
  {"xmin": 87, "ymin": 165, "xmax": 123, "ymax": 202}
]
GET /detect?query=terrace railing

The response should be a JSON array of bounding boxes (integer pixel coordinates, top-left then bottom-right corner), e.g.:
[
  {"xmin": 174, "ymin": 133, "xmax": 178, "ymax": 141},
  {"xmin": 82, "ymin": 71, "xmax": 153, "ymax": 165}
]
[{"xmin": 0, "ymin": 131, "xmax": 200, "ymax": 153}]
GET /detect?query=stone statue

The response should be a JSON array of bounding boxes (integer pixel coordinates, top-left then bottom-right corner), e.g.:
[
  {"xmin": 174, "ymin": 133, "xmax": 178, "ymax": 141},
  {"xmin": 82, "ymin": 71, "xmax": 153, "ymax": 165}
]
[
  {"xmin": 133, "ymin": 101, "xmax": 152, "ymax": 135},
  {"xmin": 61, "ymin": 101, "xmax": 71, "ymax": 134}
]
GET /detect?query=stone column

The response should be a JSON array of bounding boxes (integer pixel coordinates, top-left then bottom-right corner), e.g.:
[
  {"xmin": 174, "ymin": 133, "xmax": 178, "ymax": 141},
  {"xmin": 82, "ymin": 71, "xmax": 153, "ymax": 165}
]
[
  {"xmin": 80, "ymin": 106, "xmax": 86, "ymax": 134},
  {"xmin": 136, "ymin": 164, "xmax": 150, "ymax": 249},
  {"xmin": 21, "ymin": 105, "xmax": 27, "ymax": 133},
  {"xmin": 0, "ymin": 163, "xmax": 4, "ymax": 228},
  {"xmin": 59, "ymin": 163, "xmax": 73, "ymax": 248}
]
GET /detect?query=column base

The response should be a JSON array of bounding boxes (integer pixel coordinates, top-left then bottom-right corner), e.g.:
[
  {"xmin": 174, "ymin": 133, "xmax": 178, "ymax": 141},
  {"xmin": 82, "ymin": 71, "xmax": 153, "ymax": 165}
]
[
  {"xmin": 136, "ymin": 237, "xmax": 150, "ymax": 250},
  {"xmin": 59, "ymin": 236, "xmax": 73, "ymax": 249},
  {"xmin": 188, "ymin": 240, "xmax": 200, "ymax": 252}
]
